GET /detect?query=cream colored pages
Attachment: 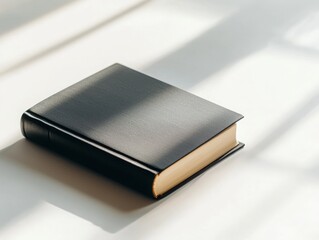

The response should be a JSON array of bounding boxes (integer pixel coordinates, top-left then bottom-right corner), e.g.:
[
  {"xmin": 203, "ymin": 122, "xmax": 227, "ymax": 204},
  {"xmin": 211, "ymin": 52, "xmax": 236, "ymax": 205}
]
[{"xmin": 153, "ymin": 124, "xmax": 237, "ymax": 197}]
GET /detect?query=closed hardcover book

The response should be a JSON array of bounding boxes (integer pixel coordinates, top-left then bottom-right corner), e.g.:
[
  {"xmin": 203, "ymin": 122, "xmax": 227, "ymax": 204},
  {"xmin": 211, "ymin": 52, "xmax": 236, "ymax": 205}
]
[{"xmin": 21, "ymin": 63, "xmax": 244, "ymax": 199}]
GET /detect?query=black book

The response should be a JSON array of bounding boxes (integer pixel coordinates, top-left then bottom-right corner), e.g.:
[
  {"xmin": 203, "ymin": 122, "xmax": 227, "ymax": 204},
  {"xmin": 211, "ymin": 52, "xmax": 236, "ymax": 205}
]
[{"xmin": 21, "ymin": 63, "xmax": 244, "ymax": 199}]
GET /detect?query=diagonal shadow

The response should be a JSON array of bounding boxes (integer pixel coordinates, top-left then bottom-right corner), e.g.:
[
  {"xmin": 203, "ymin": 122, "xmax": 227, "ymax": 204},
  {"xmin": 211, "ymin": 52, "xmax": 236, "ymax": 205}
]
[
  {"xmin": 0, "ymin": 139, "xmax": 163, "ymax": 232},
  {"xmin": 144, "ymin": 0, "xmax": 319, "ymax": 89},
  {"xmin": 275, "ymin": 39, "xmax": 319, "ymax": 58},
  {"xmin": 1, "ymin": 0, "xmax": 318, "ymax": 236},
  {"xmin": 214, "ymin": 156, "xmax": 319, "ymax": 240},
  {"xmin": 212, "ymin": 89, "xmax": 319, "ymax": 239},
  {"xmin": 0, "ymin": 0, "xmax": 77, "ymax": 36},
  {"xmin": 0, "ymin": 0, "xmax": 150, "ymax": 76},
  {"xmin": 246, "ymin": 88, "xmax": 319, "ymax": 159}
]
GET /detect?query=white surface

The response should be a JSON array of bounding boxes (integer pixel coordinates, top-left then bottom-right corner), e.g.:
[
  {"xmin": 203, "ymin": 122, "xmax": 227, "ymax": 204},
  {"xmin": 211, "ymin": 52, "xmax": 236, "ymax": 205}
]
[{"xmin": 1, "ymin": 0, "xmax": 319, "ymax": 239}]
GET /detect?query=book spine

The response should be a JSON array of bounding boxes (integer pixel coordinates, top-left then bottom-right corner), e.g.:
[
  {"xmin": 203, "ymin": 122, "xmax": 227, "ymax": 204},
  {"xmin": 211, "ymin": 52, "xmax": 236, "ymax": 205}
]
[{"xmin": 21, "ymin": 111, "xmax": 157, "ymax": 198}]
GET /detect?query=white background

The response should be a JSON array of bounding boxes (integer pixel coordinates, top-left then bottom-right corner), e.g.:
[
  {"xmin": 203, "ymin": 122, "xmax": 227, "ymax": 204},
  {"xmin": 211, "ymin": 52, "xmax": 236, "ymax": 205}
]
[{"xmin": 0, "ymin": 0, "xmax": 319, "ymax": 239}]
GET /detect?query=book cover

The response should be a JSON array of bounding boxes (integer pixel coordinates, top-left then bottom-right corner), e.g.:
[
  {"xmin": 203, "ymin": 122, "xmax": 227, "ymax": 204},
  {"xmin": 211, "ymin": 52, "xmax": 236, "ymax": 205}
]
[{"xmin": 21, "ymin": 63, "xmax": 244, "ymax": 199}]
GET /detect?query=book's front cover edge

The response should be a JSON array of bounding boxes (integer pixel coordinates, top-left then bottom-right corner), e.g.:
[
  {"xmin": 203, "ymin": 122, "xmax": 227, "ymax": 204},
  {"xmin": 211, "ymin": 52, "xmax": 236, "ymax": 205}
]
[{"xmin": 156, "ymin": 142, "xmax": 245, "ymax": 199}]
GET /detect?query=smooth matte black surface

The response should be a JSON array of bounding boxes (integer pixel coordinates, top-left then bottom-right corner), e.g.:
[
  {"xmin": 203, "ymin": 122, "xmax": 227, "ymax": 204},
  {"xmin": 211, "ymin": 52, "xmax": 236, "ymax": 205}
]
[{"xmin": 27, "ymin": 63, "xmax": 243, "ymax": 171}]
